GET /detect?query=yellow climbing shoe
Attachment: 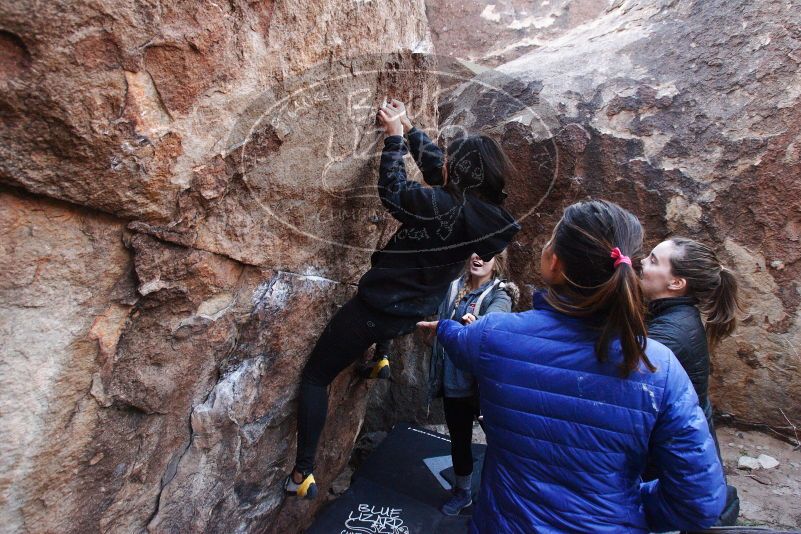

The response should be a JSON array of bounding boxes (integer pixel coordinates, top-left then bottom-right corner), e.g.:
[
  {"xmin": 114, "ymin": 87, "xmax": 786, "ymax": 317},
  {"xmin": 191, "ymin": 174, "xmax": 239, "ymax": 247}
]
[
  {"xmin": 285, "ymin": 472, "xmax": 318, "ymax": 500},
  {"xmin": 358, "ymin": 355, "xmax": 391, "ymax": 380}
]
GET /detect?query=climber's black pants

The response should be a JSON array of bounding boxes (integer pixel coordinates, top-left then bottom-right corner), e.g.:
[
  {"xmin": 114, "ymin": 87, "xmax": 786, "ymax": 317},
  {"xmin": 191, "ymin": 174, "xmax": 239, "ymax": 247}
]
[
  {"xmin": 444, "ymin": 395, "xmax": 481, "ymax": 476},
  {"xmin": 295, "ymin": 295, "xmax": 420, "ymax": 473}
]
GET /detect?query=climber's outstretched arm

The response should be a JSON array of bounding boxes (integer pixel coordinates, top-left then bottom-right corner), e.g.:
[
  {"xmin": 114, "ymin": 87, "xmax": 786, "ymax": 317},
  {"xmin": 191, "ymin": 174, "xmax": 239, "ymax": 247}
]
[
  {"xmin": 405, "ymin": 127, "xmax": 444, "ymax": 186},
  {"xmin": 388, "ymin": 99, "xmax": 445, "ymax": 186},
  {"xmin": 376, "ymin": 102, "xmax": 435, "ymax": 224}
]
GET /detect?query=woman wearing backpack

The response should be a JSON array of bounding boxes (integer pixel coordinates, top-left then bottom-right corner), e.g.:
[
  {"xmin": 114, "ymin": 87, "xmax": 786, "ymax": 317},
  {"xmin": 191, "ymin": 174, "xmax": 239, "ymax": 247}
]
[{"xmin": 428, "ymin": 249, "xmax": 518, "ymax": 516}]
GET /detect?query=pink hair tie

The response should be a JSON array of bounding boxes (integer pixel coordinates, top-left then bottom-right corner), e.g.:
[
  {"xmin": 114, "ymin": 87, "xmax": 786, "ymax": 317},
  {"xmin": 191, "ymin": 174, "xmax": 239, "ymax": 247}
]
[{"xmin": 610, "ymin": 247, "xmax": 632, "ymax": 268}]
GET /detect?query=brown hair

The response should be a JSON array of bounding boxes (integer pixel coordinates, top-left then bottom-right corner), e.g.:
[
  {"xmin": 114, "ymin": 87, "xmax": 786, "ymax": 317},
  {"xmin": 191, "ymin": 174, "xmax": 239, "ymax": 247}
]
[
  {"xmin": 443, "ymin": 134, "xmax": 514, "ymax": 205},
  {"xmin": 667, "ymin": 237, "xmax": 741, "ymax": 350},
  {"xmin": 545, "ymin": 200, "xmax": 653, "ymax": 376}
]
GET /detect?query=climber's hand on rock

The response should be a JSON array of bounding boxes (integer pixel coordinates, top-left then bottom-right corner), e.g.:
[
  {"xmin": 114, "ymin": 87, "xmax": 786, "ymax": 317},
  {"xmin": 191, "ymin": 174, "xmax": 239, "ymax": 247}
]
[
  {"xmin": 460, "ymin": 313, "xmax": 477, "ymax": 325},
  {"xmin": 377, "ymin": 100, "xmax": 404, "ymax": 136},
  {"xmin": 415, "ymin": 320, "xmax": 438, "ymax": 346},
  {"xmin": 390, "ymin": 99, "xmax": 414, "ymax": 133}
]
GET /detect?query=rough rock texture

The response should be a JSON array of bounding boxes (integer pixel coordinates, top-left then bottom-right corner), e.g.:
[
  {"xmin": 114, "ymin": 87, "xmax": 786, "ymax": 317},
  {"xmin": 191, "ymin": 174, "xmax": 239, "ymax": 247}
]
[
  {"xmin": 3, "ymin": 0, "xmax": 801, "ymax": 531},
  {"xmin": 0, "ymin": 190, "xmax": 132, "ymax": 531},
  {"xmin": 434, "ymin": 0, "xmax": 801, "ymax": 431},
  {"xmin": 0, "ymin": 0, "xmax": 437, "ymax": 532},
  {"xmin": 427, "ymin": 0, "xmax": 614, "ymax": 66},
  {"xmin": 364, "ymin": 334, "xmax": 443, "ymax": 434}
]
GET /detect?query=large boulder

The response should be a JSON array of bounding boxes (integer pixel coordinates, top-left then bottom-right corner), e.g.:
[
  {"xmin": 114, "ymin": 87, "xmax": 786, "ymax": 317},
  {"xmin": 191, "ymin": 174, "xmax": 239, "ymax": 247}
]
[
  {"xmin": 0, "ymin": 0, "xmax": 438, "ymax": 532},
  {"xmin": 436, "ymin": 0, "xmax": 801, "ymax": 431},
  {"xmin": 427, "ymin": 0, "xmax": 613, "ymax": 66}
]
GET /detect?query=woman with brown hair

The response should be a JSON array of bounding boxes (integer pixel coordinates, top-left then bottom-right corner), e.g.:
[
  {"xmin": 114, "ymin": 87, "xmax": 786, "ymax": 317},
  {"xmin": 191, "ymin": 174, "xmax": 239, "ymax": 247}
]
[
  {"xmin": 427, "ymin": 249, "xmax": 518, "ymax": 516},
  {"xmin": 285, "ymin": 100, "xmax": 520, "ymax": 499},
  {"xmin": 640, "ymin": 237, "xmax": 742, "ymax": 524},
  {"xmin": 640, "ymin": 237, "xmax": 740, "ymax": 410}
]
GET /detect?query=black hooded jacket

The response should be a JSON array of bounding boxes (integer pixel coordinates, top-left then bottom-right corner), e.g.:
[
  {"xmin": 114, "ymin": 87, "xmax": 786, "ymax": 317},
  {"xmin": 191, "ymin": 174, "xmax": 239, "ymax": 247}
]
[
  {"xmin": 357, "ymin": 129, "xmax": 520, "ymax": 318},
  {"xmin": 647, "ymin": 297, "xmax": 710, "ymax": 407}
]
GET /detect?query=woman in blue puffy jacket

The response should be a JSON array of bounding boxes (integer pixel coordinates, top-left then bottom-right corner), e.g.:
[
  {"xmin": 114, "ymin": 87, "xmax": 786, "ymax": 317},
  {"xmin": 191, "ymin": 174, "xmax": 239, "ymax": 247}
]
[{"xmin": 417, "ymin": 200, "xmax": 726, "ymax": 533}]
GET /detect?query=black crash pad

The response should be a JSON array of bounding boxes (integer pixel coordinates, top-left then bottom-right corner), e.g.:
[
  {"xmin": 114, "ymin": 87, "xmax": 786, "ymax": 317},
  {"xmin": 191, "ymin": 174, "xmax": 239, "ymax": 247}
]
[{"xmin": 307, "ymin": 424, "xmax": 486, "ymax": 534}]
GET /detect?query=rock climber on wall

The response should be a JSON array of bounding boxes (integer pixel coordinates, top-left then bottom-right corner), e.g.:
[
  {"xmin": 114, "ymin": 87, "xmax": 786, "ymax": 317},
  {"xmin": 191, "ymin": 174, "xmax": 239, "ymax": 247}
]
[{"xmin": 284, "ymin": 98, "xmax": 521, "ymax": 499}]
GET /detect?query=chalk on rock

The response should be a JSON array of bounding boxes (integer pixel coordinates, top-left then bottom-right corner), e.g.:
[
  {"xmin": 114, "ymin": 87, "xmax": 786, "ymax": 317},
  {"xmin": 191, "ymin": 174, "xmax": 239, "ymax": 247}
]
[
  {"xmin": 757, "ymin": 454, "xmax": 779, "ymax": 469},
  {"xmin": 738, "ymin": 456, "xmax": 761, "ymax": 470}
]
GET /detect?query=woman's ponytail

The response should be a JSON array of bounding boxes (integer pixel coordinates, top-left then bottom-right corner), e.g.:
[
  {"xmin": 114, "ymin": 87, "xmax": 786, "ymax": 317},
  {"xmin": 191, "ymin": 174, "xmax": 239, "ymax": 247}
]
[
  {"xmin": 545, "ymin": 201, "xmax": 653, "ymax": 376},
  {"xmin": 600, "ymin": 264, "xmax": 653, "ymax": 375},
  {"xmin": 703, "ymin": 267, "xmax": 740, "ymax": 350}
]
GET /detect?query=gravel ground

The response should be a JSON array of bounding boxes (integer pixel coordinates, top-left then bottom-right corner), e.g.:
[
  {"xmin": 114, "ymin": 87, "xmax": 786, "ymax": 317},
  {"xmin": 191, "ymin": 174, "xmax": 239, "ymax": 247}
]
[{"xmin": 717, "ymin": 425, "xmax": 801, "ymax": 529}]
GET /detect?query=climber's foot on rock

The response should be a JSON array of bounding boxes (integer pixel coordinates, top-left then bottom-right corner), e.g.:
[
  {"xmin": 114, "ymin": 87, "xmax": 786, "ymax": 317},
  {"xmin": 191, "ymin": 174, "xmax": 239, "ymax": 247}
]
[
  {"xmin": 357, "ymin": 355, "xmax": 390, "ymax": 380},
  {"xmin": 285, "ymin": 469, "xmax": 318, "ymax": 500}
]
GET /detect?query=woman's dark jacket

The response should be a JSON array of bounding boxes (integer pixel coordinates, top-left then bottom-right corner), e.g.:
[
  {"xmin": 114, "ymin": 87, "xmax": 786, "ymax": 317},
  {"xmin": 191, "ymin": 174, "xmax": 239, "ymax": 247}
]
[
  {"xmin": 647, "ymin": 297, "xmax": 710, "ymax": 409},
  {"xmin": 357, "ymin": 128, "xmax": 520, "ymax": 318}
]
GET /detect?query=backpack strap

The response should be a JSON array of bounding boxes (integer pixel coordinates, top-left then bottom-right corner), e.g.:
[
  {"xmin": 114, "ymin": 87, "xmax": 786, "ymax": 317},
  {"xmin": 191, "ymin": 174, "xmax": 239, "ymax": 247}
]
[{"xmin": 446, "ymin": 278, "xmax": 462, "ymax": 319}]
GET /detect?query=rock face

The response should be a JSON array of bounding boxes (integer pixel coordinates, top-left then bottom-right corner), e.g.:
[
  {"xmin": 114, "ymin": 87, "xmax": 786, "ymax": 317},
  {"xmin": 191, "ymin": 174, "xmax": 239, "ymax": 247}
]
[
  {"xmin": 364, "ymin": 334, "xmax": 442, "ymax": 434},
  {"xmin": 0, "ymin": 0, "xmax": 436, "ymax": 532},
  {"xmin": 427, "ymin": 0, "xmax": 614, "ymax": 66},
  {"xmin": 434, "ymin": 0, "xmax": 801, "ymax": 431},
  {"xmin": 3, "ymin": 0, "xmax": 800, "ymax": 531}
]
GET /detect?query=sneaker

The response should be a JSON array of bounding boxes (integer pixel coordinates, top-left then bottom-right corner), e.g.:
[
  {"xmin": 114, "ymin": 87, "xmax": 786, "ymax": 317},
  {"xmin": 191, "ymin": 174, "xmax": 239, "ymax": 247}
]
[
  {"xmin": 357, "ymin": 355, "xmax": 391, "ymax": 380},
  {"xmin": 441, "ymin": 488, "xmax": 472, "ymax": 516},
  {"xmin": 284, "ymin": 471, "xmax": 318, "ymax": 500}
]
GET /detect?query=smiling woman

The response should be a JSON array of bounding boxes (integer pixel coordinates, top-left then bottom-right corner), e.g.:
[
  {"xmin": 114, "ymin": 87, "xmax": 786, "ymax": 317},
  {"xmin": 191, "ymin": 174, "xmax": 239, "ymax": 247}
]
[{"xmin": 424, "ymin": 248, "xmax": 517, "ymax": 516}]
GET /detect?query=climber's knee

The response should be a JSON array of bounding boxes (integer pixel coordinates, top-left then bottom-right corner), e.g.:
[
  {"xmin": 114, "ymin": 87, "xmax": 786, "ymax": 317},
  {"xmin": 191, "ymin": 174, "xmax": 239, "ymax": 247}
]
[{"xmin": 300, "ymin": 363, "xmax": 332, "ymax": 387}]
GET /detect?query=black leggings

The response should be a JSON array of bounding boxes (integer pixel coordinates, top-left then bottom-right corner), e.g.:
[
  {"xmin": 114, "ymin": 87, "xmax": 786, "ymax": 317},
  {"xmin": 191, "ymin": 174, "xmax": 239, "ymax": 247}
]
[
  {"xmin": 444, "ymin": 396, "xmax": 480, "ymax": 477},
  {"xmin": 295, "ymin": 295, "xmax": 419, "ymax": 473}
]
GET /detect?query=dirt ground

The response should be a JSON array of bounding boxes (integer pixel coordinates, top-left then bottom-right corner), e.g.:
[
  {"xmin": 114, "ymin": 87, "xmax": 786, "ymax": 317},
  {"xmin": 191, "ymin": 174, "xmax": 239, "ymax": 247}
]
[
  {"xmin": 417, "ymin": 423, "xmax": 801, "ymax": 530},
  {"xmin": 717, "ymin": 426, "xmax": 801, "ymax": 529}
]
